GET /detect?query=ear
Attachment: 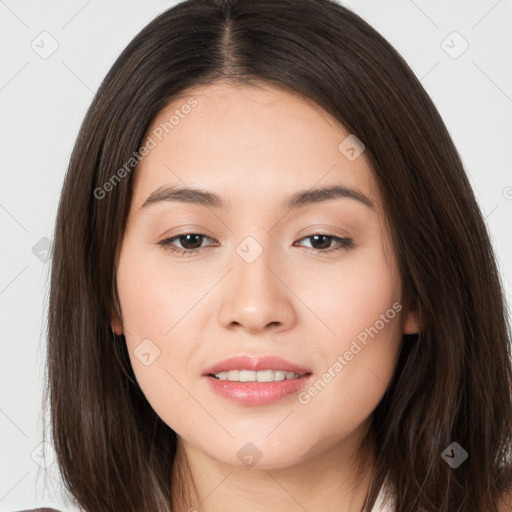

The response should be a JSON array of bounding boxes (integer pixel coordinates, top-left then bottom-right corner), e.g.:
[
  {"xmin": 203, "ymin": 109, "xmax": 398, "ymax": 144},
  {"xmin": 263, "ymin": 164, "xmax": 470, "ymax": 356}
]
[
  {"xmin": 402, "ymin": 303, "xmax": 420, "ymax": 334},
  {"xmin": 110, "ymin": 310, "xmax": 123, "ymax": 336}
]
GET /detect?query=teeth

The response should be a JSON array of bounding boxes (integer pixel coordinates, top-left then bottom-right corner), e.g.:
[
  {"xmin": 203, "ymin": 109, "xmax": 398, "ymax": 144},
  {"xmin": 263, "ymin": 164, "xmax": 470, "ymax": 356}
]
[{"xmin": 212, "ymin": 369, "xmax": 303, "ymax": 382}]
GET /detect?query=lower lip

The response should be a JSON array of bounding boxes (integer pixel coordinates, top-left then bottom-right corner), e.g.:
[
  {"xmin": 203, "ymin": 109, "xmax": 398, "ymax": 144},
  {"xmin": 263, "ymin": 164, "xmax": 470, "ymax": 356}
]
[{"xmin": 204, "ymin": 374, "xmax": 312, "ymax": 405}]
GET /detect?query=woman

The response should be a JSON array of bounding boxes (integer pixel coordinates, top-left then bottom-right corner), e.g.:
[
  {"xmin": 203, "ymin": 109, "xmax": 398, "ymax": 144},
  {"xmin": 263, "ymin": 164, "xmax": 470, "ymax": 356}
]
[{"xmin": 44, "ymin": 0, "xmax": 512, "ymax": 510}]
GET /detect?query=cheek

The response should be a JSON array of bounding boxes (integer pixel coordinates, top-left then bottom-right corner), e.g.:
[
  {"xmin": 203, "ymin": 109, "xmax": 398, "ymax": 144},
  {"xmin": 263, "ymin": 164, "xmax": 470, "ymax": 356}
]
[
  {"xmin": 115, "ymin": 240, "xmax": 225, "ymax": 431},
  {"xmin": 116, "ymin": 241, "xmax": 207, "ymax": 338},
  {"xmin": 332, "ymin": 264, "xmax": 401, "ymax": 343},
  {"xmin": 115, "ymin": 243, "xmax": 192, "ymax": 409},
  {"xmin": 300, "ymin": 243, "xmax": 402, "ymax": 345},
  {"xmin": 296, "ymin": 249, "xmax": 403, "ymax": 413},
  {"xmin": 118, "ymin": 273, "xmax": 174, "ymax": 337}
]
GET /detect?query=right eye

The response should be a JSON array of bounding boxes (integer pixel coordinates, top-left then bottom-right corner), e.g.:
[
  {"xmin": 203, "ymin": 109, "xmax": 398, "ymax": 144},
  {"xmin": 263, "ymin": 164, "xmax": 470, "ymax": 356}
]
[{"xmin": 158, "ymin": 233, "xmax": 219, "ymax": 256}]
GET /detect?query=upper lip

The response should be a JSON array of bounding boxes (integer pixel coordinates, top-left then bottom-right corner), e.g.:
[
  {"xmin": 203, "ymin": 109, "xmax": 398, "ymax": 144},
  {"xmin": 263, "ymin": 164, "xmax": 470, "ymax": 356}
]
[{"xmin": 203, "ymin": 355, "xmax": 312, "ymax": 376}]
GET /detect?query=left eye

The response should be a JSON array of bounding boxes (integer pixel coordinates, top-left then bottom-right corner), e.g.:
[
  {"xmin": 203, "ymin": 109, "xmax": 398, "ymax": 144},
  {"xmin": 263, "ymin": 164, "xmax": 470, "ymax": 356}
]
[{"xmin": 294, "ymin": 233, "xmax": 353, "ymax": 252}]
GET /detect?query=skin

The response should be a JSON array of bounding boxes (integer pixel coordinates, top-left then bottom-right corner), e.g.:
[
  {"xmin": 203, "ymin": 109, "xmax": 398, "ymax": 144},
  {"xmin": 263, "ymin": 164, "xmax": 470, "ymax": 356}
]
[{"xmin": 111, "ymin": 81, "xmax": 420, "ymax": 511}]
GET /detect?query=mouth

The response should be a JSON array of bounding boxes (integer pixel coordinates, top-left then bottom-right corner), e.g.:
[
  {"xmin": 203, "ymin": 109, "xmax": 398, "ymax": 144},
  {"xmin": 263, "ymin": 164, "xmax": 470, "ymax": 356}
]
[
  {"xmin": 202, "ymin": 354, "xmax": 313, "ymax": 405},
  {"xmin": 207, "ymin": 369, "xmax": 311, "ymax": 382}
]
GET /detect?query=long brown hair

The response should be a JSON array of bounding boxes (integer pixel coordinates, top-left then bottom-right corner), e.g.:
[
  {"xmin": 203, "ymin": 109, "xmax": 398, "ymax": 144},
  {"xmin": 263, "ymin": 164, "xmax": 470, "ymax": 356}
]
[{"xmin": 44, "ymin": 0, "xmax": 512, "ymax": 510}]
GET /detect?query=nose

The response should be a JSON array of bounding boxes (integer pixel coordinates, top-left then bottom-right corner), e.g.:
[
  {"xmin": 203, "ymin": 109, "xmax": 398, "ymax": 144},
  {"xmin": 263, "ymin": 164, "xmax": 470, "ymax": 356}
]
[{"xmin": 217, "ymin": 238, "xmax": 297, "ymax": 334}]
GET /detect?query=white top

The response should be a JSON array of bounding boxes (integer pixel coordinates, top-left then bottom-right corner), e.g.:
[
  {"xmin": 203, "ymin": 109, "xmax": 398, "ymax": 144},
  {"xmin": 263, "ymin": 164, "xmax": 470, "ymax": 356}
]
[{"xmin": 370, "ymin": 476, "xmax": 396, "ymax": 511}]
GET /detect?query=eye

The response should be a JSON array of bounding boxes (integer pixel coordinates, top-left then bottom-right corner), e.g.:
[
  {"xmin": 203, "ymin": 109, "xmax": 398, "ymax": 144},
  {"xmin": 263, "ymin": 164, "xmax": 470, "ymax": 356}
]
[
  {"xmin": 158, "ymin": 233, "xmax": 218, "ymax": 256},
  {"xmin": 294, "ymin": 233, "xmax": 354, "ymax": 254}
]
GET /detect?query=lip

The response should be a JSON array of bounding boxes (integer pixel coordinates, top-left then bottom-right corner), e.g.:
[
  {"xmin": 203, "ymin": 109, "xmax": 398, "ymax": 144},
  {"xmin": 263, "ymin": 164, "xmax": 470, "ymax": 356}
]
[
  {"xmin": 204, "ymin": 374, "xmax": 313, "ymax": 405},
  {"xmin": 202, "ymin": 354, "xmax": 312, "ymax": 376},
  {"xmin": 202, "ymin": 354, "xmax": 313, "ymax": 406}
]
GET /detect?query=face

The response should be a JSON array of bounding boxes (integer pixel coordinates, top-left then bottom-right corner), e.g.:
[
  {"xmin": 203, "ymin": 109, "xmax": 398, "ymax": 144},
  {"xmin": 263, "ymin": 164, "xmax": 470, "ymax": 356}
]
[{"xmin": 112, "ymin": 81, "xmax": 418, "ymax": 469}]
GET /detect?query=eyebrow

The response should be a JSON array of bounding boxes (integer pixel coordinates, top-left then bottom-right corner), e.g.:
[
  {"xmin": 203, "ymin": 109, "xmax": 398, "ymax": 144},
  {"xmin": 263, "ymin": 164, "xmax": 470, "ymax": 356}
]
[{"xmin": 140, "ymin": 184, "xmax": 375, "ymax": 211}]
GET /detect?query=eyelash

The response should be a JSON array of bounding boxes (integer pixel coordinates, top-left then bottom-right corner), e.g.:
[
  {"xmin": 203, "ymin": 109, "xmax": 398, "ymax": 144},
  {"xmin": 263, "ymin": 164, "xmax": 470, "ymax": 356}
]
[{"xmin": 158, "ymin": 232, "xmax": 354, "ymax": 257}]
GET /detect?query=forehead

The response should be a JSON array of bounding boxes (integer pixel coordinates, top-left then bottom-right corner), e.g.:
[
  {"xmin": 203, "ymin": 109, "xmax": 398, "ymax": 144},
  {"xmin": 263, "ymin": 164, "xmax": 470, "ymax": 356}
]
[{"xmin": 131, "ymin": 81, "xmax": 381, "ymax": 214}]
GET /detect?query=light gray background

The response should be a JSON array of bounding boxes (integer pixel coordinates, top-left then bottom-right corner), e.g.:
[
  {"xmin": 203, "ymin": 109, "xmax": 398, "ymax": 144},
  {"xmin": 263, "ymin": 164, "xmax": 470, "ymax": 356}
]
[{"xmin": 1, "ymin": 0, "xmax": 511, "ymax": 510}]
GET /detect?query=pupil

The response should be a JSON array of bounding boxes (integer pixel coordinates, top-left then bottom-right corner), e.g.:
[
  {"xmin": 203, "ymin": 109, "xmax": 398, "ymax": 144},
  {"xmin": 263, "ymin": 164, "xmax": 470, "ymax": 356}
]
[
  {"xmin": 312, "ymin": 234, "xmax": 330, "ymax": 249},
  {"xmin": 181, "ymin": 234, "xmax": 203, "ymax": 249}
]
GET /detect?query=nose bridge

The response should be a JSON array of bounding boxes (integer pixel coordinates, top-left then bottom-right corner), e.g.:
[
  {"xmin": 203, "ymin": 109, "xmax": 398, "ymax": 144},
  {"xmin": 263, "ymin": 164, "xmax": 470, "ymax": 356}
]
[{"xmin": 235, "ymin": 234, "xmax": 275, "ymax": 293}]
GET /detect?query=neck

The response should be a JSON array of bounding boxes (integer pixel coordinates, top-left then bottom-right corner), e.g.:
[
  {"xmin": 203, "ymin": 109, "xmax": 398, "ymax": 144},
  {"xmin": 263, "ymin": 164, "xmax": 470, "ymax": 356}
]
[{"xmin": 171, "ymin": 424, "xmax": 376, "ymax": 512}]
